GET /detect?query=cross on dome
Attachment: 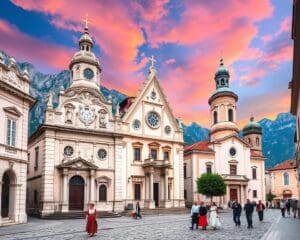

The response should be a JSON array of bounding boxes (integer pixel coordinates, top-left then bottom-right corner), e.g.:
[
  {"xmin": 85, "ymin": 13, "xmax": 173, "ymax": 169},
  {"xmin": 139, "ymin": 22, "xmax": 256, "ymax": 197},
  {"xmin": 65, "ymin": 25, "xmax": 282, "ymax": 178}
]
[{"xmin": 83, "ymin": 14, "xmax": 89, "ymax": 31}]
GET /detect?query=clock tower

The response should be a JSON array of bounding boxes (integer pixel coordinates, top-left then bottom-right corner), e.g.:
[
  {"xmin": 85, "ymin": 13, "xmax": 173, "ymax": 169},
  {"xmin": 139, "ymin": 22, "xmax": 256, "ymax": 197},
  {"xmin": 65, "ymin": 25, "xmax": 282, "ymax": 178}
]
[{"xmin": 69, "ymin": 17, "xmax": 101, "ymax": 91}]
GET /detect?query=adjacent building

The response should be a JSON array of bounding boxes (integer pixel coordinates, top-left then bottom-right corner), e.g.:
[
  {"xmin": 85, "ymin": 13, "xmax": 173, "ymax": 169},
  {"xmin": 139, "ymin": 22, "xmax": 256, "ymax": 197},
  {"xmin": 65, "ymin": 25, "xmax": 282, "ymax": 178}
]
[
  {"xmin": 267, "ymin": 160, "xmax": 298, "ymax": 207},
  {"xmin": 27, "ymin": 24, "xmax": 185, "ymax": 216},
  {"xmin": 290, "ymin": 0, "xmax": 300, "ymax": 204},
  {"xmin": 184, "ymin": 59, "xmax": 266, "ymax": 207},
  {"xmin": 0, "ymin": 54, "xmax": 35, "ymax": 225}
]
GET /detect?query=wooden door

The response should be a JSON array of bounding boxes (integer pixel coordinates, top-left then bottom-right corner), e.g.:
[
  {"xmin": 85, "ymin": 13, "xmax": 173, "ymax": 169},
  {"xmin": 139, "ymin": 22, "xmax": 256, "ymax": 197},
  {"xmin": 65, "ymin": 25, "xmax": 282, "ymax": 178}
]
[
  {"xmin": 154, "ymin": 183, "xmax": 159, "ymax": 207},
  {"xmin": 69, "ymin": 176, "xmax": 84, "ymax": 210},
  {"xmin": 230, "ymin": 188, "xmax": 238, "ymax": 201},
  {"xmin": 1, "ymin": 172, "xmax": 10, "ymax": 217}
]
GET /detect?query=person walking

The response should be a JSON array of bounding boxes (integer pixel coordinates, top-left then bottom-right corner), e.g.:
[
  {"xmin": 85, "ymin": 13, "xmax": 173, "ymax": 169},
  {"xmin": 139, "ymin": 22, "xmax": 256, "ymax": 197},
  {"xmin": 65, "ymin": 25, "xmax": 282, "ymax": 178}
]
[
  {"xmin": 292, "ymin": 200, "xmax": 298, "ymax": 218},
  {"xmin": 286, "ymin": 200, "xmax": 291, "ymax": 215},
  {"xmin": 244, "ymin": 199, "xmax": 254, "ymax": 229},
  {"xmin": 190, "ymin": 202, "xmax": 199, "ymax": 230},
  {"xmin": 135, "ymin": 202, "xmax": 142, "ymax": 219},
  {"xmin": 232, "ymin": 200, "xmax": 242, "ymax": 226},
  {"xmin": 256, "ymin": 200, "xmax": 265, "ymax": 222},
  {"xmin": 198, "ymin": 202, "xmax": 208, "ymax": 230},
  {"xmin": 280, "ymin": 199, "xmax": 286, "ymax": 217},
  {"xmin": 209, "ymin": 202, "xmax": 221, "ymax": 230},
  {"xmin": 86, "ymin": 202, "xmax": 98, "ymax": 237}
]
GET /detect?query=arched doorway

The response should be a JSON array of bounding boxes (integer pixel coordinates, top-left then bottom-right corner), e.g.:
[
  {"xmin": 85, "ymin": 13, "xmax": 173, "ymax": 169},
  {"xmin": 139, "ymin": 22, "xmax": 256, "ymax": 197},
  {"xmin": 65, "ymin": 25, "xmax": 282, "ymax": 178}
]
[
  {"xmin": 1, "ymin": 170, "xmax": 16, "ymax": 218},
  {"xmin": 99, "ymin": 185, "xmax": 107, "ymax": 202},
  {"xmin": 69, "ymin": 175, "xmax": 84, "ymax": 210}
]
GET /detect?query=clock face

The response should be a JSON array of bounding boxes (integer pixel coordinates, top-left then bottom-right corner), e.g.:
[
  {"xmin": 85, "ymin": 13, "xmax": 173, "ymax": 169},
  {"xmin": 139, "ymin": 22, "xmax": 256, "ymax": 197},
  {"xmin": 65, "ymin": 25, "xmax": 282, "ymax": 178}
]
[
  {"xmin": 83, "ymin": 68, "xmax": 94, "ymax": 80},
  {"xmin": 79, "ymin": 106, "xmax": 95, "ymax": 125},
  {"xmin": 229, "ymin": 147, "xmax": 237, "ymax": 156}
]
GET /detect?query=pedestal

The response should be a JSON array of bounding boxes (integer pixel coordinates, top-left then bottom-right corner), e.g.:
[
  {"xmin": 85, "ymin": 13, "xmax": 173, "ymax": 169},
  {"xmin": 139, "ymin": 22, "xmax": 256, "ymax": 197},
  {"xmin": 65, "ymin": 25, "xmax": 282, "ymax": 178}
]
[{"xmin": 144, "ymin": 200, "xmax": 155, "ymax": 209}]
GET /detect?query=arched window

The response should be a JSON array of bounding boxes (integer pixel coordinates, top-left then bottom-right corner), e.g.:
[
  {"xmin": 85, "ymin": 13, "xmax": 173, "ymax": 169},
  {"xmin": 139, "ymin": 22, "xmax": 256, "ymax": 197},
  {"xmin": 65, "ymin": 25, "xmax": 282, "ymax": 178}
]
[
  {"xmin": 221, "ymin": 78, "xmax": 225, "ymax": 85},
  {"xmin": 283, "ymin": 172, "xmax": 289, "ymax": 185},
  {"xmin": 256, "ymin": 137, "xmax": 260, "ymax": 146},
  {"xmin": 228, "ymin": 109, "xmax": 233, "ymax": 122},
  {"xmin": 99, "ymin": 185, "xmax": 107, "ymax": 202},
  {"xmin": 248, "ymin": 138, "xmax": 251, "ymax": 145},
  {"xmin": 213, "ymin": 111, "xmax": 218, "ymax": 124},
  {"xmin": 86, "ymin": 46, "xmax": 90, "ymax": 51}
]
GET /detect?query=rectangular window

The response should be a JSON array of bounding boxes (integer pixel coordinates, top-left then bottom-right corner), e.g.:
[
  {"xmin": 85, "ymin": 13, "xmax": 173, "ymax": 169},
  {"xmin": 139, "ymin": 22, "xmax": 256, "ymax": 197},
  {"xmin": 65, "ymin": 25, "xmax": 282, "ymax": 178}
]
[
  {"xmin": 134, "ymin": 184, "xmax": 141, "ymax": 200},
  {"xmin": 252, "ymin": 168, "xmax": 257, "ymax": 179},
  {"xmin": 151, "ymin": 149, "xmax": 157, "ymax": 160},
  {"xmin": 34, "ymin": 147, "xmax": 39, "ymax": 171},
  {"xmin": 184, "ymin": 190, "xmax": 187, "ymax": 199},
  {"xmin": 133, "ymin": 148, "xmax": 141, "ymax": 161},
  {"xmin": 27, "ymin": 153, "xmax": 30, "ymax": 173},
  {"xmin": 184, "ymin": 164, "xmax": 187, "ymax": 179},
  {"xmin": 230, "ymin": 164, "xmax": 237, "ymax": 175},
  {"xmin": 6, "ymin": 118, "xmax": 16, "ymax": 146},
  {"xmin": 168, "ymin": 184, "xmax": 171, "ymax": 200},
  {"xmin": 206, "ymin": 164, "xmax": 212, "ymax": 174},
  {"xmin": 253, "ymin": 190, "xmax": 257, "ymax": 198},
  {"xmin": 163, "ymin": 151, "xmax": 169, "ymax": 161}
]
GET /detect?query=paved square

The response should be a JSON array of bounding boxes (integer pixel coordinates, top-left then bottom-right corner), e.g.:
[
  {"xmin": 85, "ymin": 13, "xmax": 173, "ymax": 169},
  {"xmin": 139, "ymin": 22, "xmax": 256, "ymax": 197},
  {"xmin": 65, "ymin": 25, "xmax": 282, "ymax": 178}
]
[{"xmin": 0, "ymin": 209, "xmax": 281, "ymax": 240}]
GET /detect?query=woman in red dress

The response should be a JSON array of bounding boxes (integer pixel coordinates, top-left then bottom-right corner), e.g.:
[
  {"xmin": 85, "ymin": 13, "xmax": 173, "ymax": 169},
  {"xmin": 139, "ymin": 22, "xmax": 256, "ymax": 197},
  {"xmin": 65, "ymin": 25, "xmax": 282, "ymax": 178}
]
[
  {"xmin": 198, "ymin": 202, "xmax": 208, "ymax": 230},
  {"xmin": 86, "ymin": 202, "xmax": 98, "ymax": 237}
]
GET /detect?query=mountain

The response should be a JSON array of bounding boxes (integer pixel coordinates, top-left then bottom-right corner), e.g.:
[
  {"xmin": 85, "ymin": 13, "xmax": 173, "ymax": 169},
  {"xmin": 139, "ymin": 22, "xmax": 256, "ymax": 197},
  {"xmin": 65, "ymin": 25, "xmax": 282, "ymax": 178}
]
[{"xmin": 1, "ymin": 51, "xmax": 296, "ymax": 168}]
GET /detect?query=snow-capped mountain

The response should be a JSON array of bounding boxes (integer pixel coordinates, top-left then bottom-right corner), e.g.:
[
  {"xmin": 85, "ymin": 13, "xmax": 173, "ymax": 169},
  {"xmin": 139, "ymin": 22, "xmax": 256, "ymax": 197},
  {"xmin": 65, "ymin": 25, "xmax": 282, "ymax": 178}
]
[{"xmin": 0, "ymin": 50, "xmax": 295, "ymax": 168}]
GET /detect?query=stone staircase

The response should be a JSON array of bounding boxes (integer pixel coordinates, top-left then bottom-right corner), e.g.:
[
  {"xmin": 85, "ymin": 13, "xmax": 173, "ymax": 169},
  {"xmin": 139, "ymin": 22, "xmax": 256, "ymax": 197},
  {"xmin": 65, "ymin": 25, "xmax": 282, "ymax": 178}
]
[
  {"xmin": 123, "ymin": 207, "xmax": 189, "ymax": 217},
  {"xmin": 1, "ymin": 217, "xmax": 15, "ymax": 226},
  {"xmin": 39, "ymin": 211, "xmax": 121, "ymax": 220}
]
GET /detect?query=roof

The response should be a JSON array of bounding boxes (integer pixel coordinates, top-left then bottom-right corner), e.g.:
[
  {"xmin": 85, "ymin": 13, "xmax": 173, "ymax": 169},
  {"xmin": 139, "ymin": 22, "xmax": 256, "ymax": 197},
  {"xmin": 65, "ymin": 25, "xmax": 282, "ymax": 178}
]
[
  {"xmin": 119, "ymin": 97, "xmax": 135, "ymax": 116},
  {"xmin": 184, "ymin": 139, "xmax": 214, "ymax": 153},
  {"xmin": 243, "ymin": 117, "xmax": 262, "ymax": 135},
  {"xmin": 268, "ymin": 159, "xmax": 296, "ymax": 171}
]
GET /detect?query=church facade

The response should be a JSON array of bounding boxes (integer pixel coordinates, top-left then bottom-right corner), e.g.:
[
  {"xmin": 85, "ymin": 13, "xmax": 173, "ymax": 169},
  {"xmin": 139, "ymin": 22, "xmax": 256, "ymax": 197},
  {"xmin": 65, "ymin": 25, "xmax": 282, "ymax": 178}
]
[
  {"xmin": 184, "ymin": 59, "xmax": 266, "ymax": 207},
  {"xmin": 0, "ymin": 53, "xmax": 35, "ymax": 225},
  {"xmin": 27, "ymin": 24, "xmax": 185, "ymax": 216}
]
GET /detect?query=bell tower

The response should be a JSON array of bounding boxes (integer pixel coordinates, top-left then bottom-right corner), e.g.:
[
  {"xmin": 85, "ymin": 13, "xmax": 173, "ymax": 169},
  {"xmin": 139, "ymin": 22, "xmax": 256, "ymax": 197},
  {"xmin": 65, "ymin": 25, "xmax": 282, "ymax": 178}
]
[
  {"xmin": 69, "ymin": 15, "xmax": 101, "ymax": 91},
  {"xmin": 208, "ymin": 59, "xmax": 239, "ymax": 140}
]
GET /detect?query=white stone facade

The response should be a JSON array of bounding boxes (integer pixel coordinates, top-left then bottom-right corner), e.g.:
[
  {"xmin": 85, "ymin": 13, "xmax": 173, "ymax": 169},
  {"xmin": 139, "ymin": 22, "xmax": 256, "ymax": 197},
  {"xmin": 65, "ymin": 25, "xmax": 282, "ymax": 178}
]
[
  {"xmin": 27, "ymin": 26, "xmax": 185, "ymax": 216},
  {"xmin": 0, "ymin": 55, "xmax": 35, "ymax": 225},
  {"xmin": 184, "ymin": 59, "xmax": 266, "ymax": 208}
]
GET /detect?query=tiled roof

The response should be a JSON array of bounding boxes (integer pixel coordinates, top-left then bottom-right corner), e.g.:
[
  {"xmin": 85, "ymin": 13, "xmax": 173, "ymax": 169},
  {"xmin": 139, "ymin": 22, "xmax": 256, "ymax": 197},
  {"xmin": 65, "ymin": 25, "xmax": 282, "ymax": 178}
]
[
  {"xmin": 268, "ymin": 159, "xmax": 295, "ymax": 171},
  {"xmin": 184, "ymin": 140, "xmax": 214, "ymax": 153}
]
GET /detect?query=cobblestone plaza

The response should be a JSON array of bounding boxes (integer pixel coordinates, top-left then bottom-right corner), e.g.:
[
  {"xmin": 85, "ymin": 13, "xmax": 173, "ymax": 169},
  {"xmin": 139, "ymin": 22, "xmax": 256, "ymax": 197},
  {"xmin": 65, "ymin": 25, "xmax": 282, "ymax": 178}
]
[{"xmin": 0, "ymin": 210, "xmax": 287, "ymax": 240}]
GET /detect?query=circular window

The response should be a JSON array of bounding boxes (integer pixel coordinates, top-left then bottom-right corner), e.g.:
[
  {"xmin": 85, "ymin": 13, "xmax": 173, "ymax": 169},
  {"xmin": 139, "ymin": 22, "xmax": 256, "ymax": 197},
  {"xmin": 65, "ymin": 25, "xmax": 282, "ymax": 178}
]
[
  {"xmin": 98, "ymin": 149, "xmax": 107, "ymax": 160},
  {"xmin": 165, "ymin": 125, "xmax": 171, "ymax": 135},
  {"xmin": 132, "ymin": 119, "xmax": 141, "ymax": 130},
  {"xmin": 64, "ymin": 146, "xmax": 74, "ymax": 157},
  {"xmin": 146, "ymin": 111, "xmax": 160, "ymax": 128},
  {"xmin": 229, "ymin": 147, "xmax": 237, "ymax": 156},
  {"xmin": 151, "ymin": 90, "xmax": 156, "ymax": 100}
]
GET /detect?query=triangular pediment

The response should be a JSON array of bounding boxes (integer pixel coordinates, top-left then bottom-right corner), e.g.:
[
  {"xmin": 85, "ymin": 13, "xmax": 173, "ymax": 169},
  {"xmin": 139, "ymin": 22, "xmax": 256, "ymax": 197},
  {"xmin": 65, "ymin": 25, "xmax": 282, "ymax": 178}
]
[
  {"xmin": 57, "ymin": 157, "xmax": 98, "ymax": 170},
  {"xmin": 122, "ymin": 71, "xmax": 180, "ymax": 132},
  {"xmin": 3, "ymin": 106, "xmax": 22, "ymax": 117}
]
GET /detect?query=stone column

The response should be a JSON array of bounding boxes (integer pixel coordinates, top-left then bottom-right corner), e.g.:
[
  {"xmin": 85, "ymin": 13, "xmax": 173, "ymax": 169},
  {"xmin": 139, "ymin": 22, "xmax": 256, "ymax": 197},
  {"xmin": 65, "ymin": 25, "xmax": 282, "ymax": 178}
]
[
  {"xmin": 61, "ymin": 169, "xmax": 69, "ymax": 212},
  {"xmin": 163, "ymin": 169, "xmax": 171, "ymax": 208},
  {"xmin": 90, "ymin": 170, "xmax": 95, "ymax": 203},
  {"xmin": 149, "ymin": 171, "xmax": 154, "ymax": 201}
]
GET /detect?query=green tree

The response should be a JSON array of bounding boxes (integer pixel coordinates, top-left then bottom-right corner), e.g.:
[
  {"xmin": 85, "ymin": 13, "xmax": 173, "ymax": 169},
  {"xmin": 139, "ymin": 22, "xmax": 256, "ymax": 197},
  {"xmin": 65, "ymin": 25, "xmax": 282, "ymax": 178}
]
[
  {"xmin": 266, "ymin": 190, "xmax": 276, "ymax": 202},
  {"xmin": 196, "ymin": 173, "xmax": 226, "ymax": 204}
]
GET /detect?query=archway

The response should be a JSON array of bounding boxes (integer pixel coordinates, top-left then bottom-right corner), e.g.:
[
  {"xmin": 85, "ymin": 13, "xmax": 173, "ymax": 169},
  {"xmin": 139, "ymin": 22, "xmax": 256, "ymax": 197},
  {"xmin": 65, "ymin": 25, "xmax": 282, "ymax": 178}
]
[
  {"xmin": 1, "ymin": 170, "xmax": 16, "ymax": 218},
  {"xmin": 69, "ymin": 175, "xmax": 85, "ymax": 210}
]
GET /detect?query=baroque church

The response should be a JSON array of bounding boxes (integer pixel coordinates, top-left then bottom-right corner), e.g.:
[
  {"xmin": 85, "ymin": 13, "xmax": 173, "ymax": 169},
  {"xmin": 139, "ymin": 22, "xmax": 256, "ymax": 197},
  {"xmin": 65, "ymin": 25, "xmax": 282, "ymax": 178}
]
[
  {"xmin": 184, "ymin": 59, "xmax": 266, "ymax": 207},
  {"xmin": 26, "ymin": 23, "xmax": 185, "ymax": 216}
]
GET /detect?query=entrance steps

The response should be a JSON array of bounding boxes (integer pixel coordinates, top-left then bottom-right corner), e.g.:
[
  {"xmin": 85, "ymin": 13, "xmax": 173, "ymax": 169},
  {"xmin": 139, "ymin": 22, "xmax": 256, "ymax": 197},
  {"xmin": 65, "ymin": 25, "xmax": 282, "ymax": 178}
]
[
  {"xmin": 1, "ymin": 217, "xmax": 15, "ymax": 226},
  {"xmin": 39, "ymin": 211, "xmax": 121, "ymax": 220},
  {"xmin": 123, "ymin": 207, "xmax": 189, "ymax": 217}
]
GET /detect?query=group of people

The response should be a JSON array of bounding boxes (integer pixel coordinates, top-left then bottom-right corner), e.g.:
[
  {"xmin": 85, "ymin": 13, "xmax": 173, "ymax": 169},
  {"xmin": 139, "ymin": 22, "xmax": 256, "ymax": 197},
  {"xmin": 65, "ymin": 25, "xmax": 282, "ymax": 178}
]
[
  {"xmin": 279, "ymin": 199, "xmax": 300, "ymax": 218},
  {"xmin": 190, "ymin": 202, "xmax": 221, "ymax": 230}
]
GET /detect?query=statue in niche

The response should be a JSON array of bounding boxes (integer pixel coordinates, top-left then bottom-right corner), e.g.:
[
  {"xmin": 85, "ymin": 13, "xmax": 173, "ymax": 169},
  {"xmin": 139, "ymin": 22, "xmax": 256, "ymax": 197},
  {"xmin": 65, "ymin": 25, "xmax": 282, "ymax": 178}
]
[
  {"xmin": 47, "ymin": 91, "xmax": 53, "ymax": 108},
  {"xmin": 64, "ymin": 104, "xmax": 74, "ymax": 124},
  {"xmin": 98, "ymin": 109, "xmax": 107, "ymax": 128}
]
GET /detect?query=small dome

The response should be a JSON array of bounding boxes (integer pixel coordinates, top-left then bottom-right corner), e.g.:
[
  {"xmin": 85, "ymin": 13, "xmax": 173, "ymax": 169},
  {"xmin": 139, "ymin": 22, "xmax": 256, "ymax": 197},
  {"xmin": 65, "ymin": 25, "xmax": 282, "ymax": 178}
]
[
  {"xmin": 79, "ymin": 32, "xmax": 93, "ymax": 44},
  {"xmin": 242, "ymin": 117, "xmax": 262, "ymax": 135},
  {"xmin": 215, "ymin": 58, "xmax": 229, "ymax": 78}
]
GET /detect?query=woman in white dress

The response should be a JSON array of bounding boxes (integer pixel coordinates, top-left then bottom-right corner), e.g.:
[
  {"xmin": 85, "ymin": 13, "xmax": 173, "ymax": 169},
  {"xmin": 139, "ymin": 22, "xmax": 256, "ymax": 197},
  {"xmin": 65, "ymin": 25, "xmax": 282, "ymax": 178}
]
[{"xmin": 209, "ymin": 202, "xmax": 221, "ymax": 230}]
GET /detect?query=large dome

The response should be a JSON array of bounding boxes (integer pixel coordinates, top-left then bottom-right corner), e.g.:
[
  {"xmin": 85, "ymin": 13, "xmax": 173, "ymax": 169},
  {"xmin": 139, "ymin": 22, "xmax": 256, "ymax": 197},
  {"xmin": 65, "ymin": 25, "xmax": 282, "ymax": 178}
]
[{"xmin": 242, "ymin": 117, "xmax": 262, "ymax": 135}]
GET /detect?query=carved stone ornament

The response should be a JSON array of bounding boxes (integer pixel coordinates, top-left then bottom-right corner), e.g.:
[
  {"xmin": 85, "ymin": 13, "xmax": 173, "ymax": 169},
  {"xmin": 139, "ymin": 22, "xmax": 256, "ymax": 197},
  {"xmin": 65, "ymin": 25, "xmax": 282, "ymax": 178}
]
[
  {"xmin": 98, "ymin": 109, "xmax": 107, "ymax": 128},
  {"xmin": 78, "ymin": 105, "xmax": 96, "ymax": 126}
]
